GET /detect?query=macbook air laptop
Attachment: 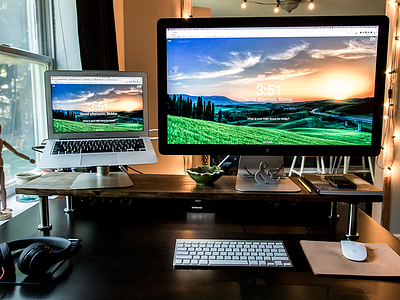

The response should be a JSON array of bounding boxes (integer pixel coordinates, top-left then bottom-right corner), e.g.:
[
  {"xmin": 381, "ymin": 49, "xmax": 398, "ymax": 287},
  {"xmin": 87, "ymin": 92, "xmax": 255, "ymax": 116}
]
[{"xmin": 38, "ymin": 70, "xmax": 158, "ymax": 172}]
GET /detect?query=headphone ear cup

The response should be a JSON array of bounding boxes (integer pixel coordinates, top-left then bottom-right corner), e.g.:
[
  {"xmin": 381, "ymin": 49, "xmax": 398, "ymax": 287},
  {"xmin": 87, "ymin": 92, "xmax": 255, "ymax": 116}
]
[
  {"xmin": 18, "ymin": 242, "xmax": 54, "ymax": 275},
  {"xmin": 0, "ymin": 242, "xmax": 16, "ymax": 281}
]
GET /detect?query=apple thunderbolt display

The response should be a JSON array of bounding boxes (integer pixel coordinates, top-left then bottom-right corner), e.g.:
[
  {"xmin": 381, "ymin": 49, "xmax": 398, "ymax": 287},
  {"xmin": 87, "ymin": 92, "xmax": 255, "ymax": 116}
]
[{"xmin": 157, "ymin": 16, "xmax": 389, "ymax": 192}]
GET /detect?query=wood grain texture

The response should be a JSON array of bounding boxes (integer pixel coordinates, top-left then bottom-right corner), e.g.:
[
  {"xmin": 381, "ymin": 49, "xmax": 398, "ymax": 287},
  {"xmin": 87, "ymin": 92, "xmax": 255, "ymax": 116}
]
[{"xmin": 15, "ymin": 173, "xmax": 383, "ymax": 203}]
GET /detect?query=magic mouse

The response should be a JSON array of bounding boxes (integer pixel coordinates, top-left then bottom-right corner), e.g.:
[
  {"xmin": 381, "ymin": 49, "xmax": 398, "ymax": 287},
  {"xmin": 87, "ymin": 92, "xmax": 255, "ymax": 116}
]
[{"xmin": 340, "ymin": 240, "xmax": 367, "ymax": 261}]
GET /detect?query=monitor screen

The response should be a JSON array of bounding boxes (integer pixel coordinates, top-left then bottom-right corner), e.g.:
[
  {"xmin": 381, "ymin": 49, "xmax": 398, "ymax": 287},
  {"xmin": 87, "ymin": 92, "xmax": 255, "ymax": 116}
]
[{"xmin": 157, "ymin": 16, "xmax": 389, "ymax": 156}]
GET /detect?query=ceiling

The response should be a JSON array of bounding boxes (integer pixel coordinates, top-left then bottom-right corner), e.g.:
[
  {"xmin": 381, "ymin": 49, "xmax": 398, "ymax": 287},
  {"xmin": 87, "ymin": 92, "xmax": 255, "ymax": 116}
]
[{"xmin": 192, "ymin": 0, "xmax": 387, "ymax": 17}]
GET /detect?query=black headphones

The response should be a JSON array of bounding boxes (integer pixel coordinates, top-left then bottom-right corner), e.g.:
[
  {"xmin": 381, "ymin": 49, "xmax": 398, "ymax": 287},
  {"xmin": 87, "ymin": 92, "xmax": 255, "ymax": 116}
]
[{"xmin": 0, "ymin": 237, "xmax": 71, "ymax": 281}]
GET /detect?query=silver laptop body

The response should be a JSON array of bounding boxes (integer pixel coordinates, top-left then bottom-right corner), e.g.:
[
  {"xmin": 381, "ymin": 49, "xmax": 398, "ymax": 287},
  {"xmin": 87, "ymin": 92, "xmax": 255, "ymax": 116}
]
[{"xmin": 38, "ymin": 70, "xmax": 157, "ymax": 169}]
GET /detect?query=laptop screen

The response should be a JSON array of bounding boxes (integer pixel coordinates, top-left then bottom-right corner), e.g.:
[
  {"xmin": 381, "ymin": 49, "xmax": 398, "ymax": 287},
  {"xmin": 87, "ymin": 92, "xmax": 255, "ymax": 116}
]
[{"xmin": 44, "ymin": 70, "xmax": 149, "ymax": 139}]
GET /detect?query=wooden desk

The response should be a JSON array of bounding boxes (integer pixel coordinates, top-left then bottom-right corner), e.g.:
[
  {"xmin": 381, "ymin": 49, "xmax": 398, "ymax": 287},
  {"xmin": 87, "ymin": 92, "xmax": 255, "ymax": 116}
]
[
  {"xmin": 16, "ymin": 173, "xmax": 382, "ymax": 238},
  {"xmin": 0, "ymin": 199, "xmax": 399, "ymax": 299}
]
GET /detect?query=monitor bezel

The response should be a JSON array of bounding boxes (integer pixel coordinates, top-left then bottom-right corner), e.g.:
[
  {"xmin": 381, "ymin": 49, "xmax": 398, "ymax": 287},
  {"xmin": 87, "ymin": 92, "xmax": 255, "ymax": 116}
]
[{"xmin": 157, "ymin": 15, "xmax": 389, "ymax": 156}]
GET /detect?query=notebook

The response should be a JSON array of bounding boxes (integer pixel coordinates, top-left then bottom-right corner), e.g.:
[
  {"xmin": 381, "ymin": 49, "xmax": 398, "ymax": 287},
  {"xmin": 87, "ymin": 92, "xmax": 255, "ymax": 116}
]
[{"xmin": 38, "ymin": 70, "xmax": 158, "ymax": 169}]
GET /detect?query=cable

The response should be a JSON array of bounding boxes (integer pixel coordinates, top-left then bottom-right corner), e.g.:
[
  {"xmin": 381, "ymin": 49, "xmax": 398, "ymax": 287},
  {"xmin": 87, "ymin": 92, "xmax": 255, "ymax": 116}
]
[
  {"xmin": 0, "ymin": 267, "xmax": 4, "ymax": 280},
  {"xmin": 127, "ymin": 166, "xmax": 144, "ymax": 175},
  {"xmin": 149, "ymin": 128, "xmax": 159, "ymax": 140},
  {"xmin": 32, "ymin": 139, "xmax": 49, "ymax": 153},
  {"xmin": 217, "ymin": 155, "xmax": 231, "ymax": 168},
  {"xmin": 119, "ymin": 165, "xmax": 128, "ymax": 174},
  {"xmin": 32, "ymin": 145, "xmax": 45, "ymax": 153}
]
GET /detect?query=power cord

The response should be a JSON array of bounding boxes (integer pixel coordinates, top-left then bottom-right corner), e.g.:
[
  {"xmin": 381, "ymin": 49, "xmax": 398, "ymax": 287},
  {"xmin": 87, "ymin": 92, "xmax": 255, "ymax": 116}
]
[
  {"xmin": 32, "ymin": 139, "xmax": 48, "ymax": 153},
  {"xmin": 149, "ymin": 128, "xmax": 158, "ymax": 140},
  {"xmin": 127, "ymin": 166, "xmax": 144, "ymax": 175},
  {"xmin": 32, "ymin": 145, "xmax": 45, "ymax": 153}
]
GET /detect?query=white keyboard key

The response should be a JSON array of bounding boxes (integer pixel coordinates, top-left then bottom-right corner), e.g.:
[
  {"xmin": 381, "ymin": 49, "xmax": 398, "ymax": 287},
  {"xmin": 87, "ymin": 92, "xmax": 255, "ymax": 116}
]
[
  {"xmin": 274, "ymin": 253, "xmax": 288, "ymax": 257},
  {"xmin": 272, "ymin": 256, "xmax": 289, "ymax": 261},
  {"xmin": 209, "ymin": 260, "xmax": 249, "ymax": 266},
  {"xmin": 176, "ymin": 255, "xmax": 192, "ymax": 259}
]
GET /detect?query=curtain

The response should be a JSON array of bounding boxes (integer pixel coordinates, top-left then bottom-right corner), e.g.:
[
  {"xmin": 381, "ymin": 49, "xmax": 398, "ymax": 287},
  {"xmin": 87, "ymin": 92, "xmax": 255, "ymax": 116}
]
[{"xmin": 75, "ymin": 0, "xmax": 119, "ymax": 70}]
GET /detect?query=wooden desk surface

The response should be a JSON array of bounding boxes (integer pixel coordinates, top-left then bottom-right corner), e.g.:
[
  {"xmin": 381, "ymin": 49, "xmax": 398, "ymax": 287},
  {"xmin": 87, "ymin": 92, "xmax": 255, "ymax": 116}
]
[
  {"xmin": 16, "ymin": 173, "xmax": 383, "ymax": 203},
  {"xmin": 0, "ymin": 198, "xmax": 399, "ymax": 299}
]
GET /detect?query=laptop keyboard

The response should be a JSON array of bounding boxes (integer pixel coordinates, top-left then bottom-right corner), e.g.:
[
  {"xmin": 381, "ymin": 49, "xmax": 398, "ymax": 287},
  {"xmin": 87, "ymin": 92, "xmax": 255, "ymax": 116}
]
[
  {"xmin": 173, "ymin": 239, "xmax": 292, "ymax": 268},
  {"xmin": 51, "ymin": 138, "xmax": 146, "ymax": 155}
]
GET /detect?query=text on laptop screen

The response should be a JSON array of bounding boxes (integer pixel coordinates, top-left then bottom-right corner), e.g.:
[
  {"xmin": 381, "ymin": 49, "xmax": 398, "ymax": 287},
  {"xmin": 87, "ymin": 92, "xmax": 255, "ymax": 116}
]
[
  {"xmin": 157, "ymin": 16, "xmax": 389, "ymax": 156},
  {"xmin": 50, "ymin": 76, "xmax": 145, "ymax": 134}
]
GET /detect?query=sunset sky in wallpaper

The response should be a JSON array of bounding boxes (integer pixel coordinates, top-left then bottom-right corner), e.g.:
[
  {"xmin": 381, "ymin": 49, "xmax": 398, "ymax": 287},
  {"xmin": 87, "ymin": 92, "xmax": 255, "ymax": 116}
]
[
  {"xmin": 167, "ymin": 36, "xmax": 378, "ymax": 102},
  {"xmin": 51, "ymin": 84, "xmax": 144, "ymax": 112}
]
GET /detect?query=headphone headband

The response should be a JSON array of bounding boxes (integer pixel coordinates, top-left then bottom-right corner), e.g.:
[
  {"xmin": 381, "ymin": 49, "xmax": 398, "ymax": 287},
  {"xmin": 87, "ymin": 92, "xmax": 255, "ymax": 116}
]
[{"xmin": 7, "ymin": 237, "xmax": 71, "ymax": 258}]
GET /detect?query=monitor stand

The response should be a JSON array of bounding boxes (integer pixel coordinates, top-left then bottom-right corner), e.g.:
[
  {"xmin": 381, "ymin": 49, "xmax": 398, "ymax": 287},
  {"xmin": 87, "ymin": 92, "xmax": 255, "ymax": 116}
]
[
  {"xmin": 235, "ymin": 156, "xmax": 301, "ymax": 193},
  {"xmin": 70, "ymin": 166, "xmax": 133, "ymax": 190}
]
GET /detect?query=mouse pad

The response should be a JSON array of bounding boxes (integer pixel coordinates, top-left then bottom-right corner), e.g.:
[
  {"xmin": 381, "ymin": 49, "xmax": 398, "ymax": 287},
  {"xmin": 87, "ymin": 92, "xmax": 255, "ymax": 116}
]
[{"xmin": 300, "ymin": 240, "xmax": 400, "ymax": 277}]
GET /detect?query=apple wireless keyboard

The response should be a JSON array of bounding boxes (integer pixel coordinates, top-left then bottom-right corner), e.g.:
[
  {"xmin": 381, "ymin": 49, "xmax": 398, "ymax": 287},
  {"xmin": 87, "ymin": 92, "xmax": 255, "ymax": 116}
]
[{"xmin": 173, "ymin": 239, "xmax": 292, "ymax": 268}]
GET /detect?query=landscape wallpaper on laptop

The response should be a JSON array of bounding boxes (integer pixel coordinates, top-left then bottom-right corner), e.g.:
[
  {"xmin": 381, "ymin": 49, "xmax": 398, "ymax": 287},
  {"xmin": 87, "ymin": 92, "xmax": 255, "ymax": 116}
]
[
  {"xmin": 166, "ymin": 36, "xmax": 378, "ymax": 146},
  {"xmin": 51, "ymin": 84, "xmax": 144, "ymax": 133}
]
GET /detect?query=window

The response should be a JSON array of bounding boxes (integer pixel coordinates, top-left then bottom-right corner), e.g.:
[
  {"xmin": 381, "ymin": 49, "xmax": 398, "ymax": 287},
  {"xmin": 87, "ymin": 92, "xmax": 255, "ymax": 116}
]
[{"xmin": 0, "ymin": 0, "xmax": 53, "ymax": 188}]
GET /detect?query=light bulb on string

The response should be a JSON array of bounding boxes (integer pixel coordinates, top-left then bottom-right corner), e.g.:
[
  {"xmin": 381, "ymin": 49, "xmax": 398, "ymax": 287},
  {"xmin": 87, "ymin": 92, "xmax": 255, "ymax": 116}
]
[{"xmin": 387, "ymin": 166, "xmax": 394, "ymax": 175}]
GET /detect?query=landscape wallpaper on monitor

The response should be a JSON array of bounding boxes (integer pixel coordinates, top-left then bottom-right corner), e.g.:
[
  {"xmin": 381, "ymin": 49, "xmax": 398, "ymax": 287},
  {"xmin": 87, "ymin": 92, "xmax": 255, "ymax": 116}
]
[
  {"xmin": 166, "ymin": 36, "xmax": 378, "ymax": 146},
  {"xmin": 51, "ymin": 83, "xmax": 144, "ymax": 133}
]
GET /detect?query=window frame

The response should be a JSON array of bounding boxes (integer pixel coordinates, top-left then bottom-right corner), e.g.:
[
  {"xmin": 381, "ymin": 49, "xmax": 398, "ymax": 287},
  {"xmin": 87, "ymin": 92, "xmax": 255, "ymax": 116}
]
[{"xmin": 0, "ymin": 0, "xmax": 55, "ymax": 195}]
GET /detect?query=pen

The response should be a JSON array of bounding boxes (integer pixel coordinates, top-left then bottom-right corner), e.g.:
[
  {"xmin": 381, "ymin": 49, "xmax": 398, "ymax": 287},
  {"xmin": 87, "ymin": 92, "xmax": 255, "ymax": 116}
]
[{"xmin": 298, "ymin": 177, "xmax": 312, "ymax": 193}]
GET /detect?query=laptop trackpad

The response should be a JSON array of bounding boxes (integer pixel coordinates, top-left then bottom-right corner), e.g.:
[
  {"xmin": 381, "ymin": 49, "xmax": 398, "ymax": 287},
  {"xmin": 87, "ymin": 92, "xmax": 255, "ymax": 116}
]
[{"xmin": 81, "ymin": 154, "xmax": 119, "ymax": 166}]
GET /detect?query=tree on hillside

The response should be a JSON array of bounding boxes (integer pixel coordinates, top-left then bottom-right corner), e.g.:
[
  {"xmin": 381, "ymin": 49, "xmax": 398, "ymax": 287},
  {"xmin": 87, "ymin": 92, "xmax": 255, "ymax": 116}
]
[{"xmin": 167, "ymin": 94, "xmax": 216, "ymax": 122}]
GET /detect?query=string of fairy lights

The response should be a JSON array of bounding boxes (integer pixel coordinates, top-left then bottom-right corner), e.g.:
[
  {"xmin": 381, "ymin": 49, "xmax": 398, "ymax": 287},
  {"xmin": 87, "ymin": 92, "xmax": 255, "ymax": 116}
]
[
  {"xmin": 240, "ymin": 0, "xmax": 315, "ymax": 13},
  {"xmin": 377, "ymin": 1, "xmax": 399, "ymax": 176}
]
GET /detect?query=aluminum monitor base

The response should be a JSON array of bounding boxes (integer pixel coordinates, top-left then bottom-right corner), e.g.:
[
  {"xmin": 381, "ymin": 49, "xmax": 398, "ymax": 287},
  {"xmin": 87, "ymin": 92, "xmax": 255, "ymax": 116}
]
[
  {"xmin": 235, "ymin": 156, "xmax": 301, "ymax": 193},
  {"xmin": 70, "ymin": 166, "xmax": 133, "ymax": 189}
]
